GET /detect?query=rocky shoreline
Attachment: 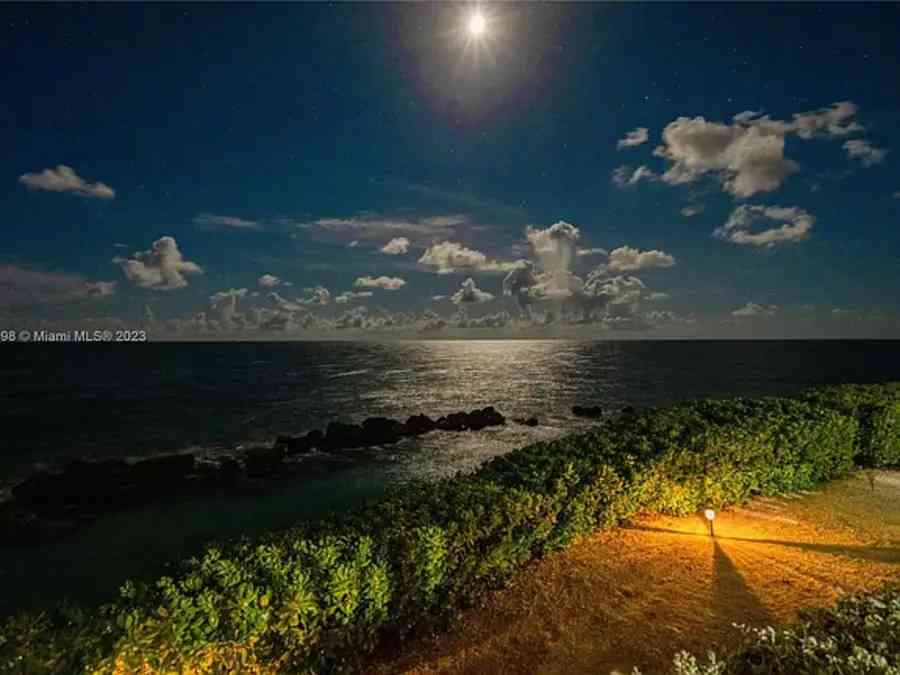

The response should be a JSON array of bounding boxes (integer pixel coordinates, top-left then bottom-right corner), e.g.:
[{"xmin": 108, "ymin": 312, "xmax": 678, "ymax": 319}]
[{"xmin": 0, "ymin": 406, "xmax": 510, "ymax": 546}]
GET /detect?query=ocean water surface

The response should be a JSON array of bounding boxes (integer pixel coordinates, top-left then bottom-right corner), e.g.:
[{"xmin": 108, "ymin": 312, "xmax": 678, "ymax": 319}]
[{"xmin": 1, "ymin": 339, "xmax": 899, "ymax": 614}]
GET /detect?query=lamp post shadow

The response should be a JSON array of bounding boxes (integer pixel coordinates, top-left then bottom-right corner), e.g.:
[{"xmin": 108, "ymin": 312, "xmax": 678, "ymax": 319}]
[{"xmin": 711, "ymin": 539, "xmax": 777, "ymax": 630}]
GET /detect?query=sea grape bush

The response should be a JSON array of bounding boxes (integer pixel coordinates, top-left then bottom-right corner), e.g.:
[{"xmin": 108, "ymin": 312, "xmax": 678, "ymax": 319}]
[
  {"xmin": 667, "ymin": 585, "xmax": 900, "ymax": 675},
  {"xmin": 1, "ymin": 383, "xmax": 898, "ymax": 674}
]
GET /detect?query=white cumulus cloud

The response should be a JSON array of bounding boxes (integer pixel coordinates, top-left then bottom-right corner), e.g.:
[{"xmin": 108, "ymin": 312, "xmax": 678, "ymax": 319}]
[
  {"xmin": 617, "ymin": 127, "xmax": 649, "ymax": 149},
  {"xmin": 612, "ymin": 165, "xmax": 658, "ymax": 188},
  {"xmin": 451, "ymin": 277, "xmax": 495, "ymax": 305},
  {"xmin": 335, "ymin": 290, "xmax": 374, "ymax": 304},
  {"xmin": 843, "ymin": 139, "xmax": 888, "ymax": 167},
  {"xmin": 115, "ymin": 236, "xmax": 203, "ymax": 290},
  {"xmin": 606, "ymin": 246, "xmax": 676, "ymax": 272},
  {"xmin": 714, "ymin": 205, "xmax": 814, "ymax": 247},
  {"xmin": 354, "ymin": 275, "xmax": 406, "ymax": 290},
  {"xmin": 257, "ymin": 274, "xmax": 283, "ymax": 288},
  {"xmin": 380, "ymin": 237, "xmax": 411, "ymax": 255},
  {"xmin": 19, "ymin": 165, "xmax": 115, "ymax": 199},
  {"xmin": 654, "ymin": 101, "xmax": 867, "ymax": 198},
  {"xmin": 418, "ymin": 241, "xmax": 524, "ymax": 274},
  {"xmin": 732, "ymin": 302, "xmax": 779, "ymax": 317},
  {"xmin": 680, "ymin": 205, "xmax": 705, "ymax": 217}
]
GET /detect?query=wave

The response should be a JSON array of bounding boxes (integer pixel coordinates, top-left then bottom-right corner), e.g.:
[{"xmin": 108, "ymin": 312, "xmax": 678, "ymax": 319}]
[{"xmin": 329, "ymin": 369, "xmax": 371, "ymax": 379}]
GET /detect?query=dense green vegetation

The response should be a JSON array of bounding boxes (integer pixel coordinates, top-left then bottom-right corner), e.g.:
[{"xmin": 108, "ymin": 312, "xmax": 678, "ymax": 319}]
[
  {"xmin": 669, "ymin": 585, "xmax": 900, "ymax": 675},
  {"xmin": 2, "ymin": 383, "xmax": 899, "ymax": 674}
]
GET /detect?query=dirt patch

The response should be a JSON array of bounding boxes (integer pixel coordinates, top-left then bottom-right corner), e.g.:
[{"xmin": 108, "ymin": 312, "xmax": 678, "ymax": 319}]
[{"xmin": 367, "ymin": 471, "xmax": 900, "ymax": 675}]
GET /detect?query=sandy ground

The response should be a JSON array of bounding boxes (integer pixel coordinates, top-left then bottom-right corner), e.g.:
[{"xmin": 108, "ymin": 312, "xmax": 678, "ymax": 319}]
[{"xmin": 367, "ymin": 470, "xmax": 900, "ymax": 675}]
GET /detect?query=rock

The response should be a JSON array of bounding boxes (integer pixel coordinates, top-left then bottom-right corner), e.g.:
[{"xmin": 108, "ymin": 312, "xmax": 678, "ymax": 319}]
[
  {"xmin": 572, "ymin": 405, "xmax": 604, "ymax": 418},
  {"xmin": 404, "ymin": 414, "xmax": 436, "ymax": 435},
  {"xmin": 128, "ymin": 453, "xmax": 196, "ymax": 495},
  {"xmin": 467, "ymin": 406, "xmax": 505, "ymax": 430},
  {"xmin": 216, "ymin": 458, "xmax": 243, "ymax": 486},
  {"xmin": 305, "ymin": 429, "xmax": 324, "ymax": 448},
  {"xmin": 275, "ymin": 430, "xmax": 321, "ymax": 456},
  {"xmin": 436, "ymin": 411, "xmax": 468, "ymax": 431},
  {"xmin": 515, "ymin": 417, "xmax": 539, "ymax": 427},
  {"xmin": 243, "ymin": 446, "xmax": 285, "ymax": 477},
  {"xmin": 12, "ymin": 459, "xmax": 131, "ymax": 515},
  {"xmin": 323, "ymin": 421, "xmax": 365, "ymax": 451},
  {"xmin": 621, "ymin": 405, "xmax": 636, "ymax": 415},
  {"xmin": 435, "ymin": 407, "xmax": 505, "ymax": 432},
  {"xmin": 361, "ymin": 417, "xmax": 406, "ymax": 445}
]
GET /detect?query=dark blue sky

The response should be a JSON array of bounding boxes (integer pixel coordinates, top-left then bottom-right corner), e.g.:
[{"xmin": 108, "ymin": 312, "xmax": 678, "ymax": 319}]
[{"xmin": 2, "ymin": 2, "xmax": 899, "ymax": 338}]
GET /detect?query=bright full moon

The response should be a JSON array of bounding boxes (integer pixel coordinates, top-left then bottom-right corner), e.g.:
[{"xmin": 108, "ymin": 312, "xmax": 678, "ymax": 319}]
[{"xmin": 468, "ymin": 12, "xmax": 487, "ymax": 37}]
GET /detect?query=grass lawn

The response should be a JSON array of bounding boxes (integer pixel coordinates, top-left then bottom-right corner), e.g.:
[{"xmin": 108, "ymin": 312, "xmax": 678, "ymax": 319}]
[{"xmin": 368, "ymin": 470, "xmax": 900, "ymax": 675}]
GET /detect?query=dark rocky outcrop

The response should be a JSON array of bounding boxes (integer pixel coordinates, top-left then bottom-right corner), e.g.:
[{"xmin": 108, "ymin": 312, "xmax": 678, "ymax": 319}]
[
  {"xmin": 361, "ymin": 417, "xmax": 407, "ymax": 446},
  {"xmin": 435, "ymin": 407, "xmax": 505, "ymax": 432},
  {"xmin": 129, "ymin": 453, "xmax": 195, "ymax": 494},
  {"xmin": 4, "ymin": 406, "xmax": 508, "ymax": 546},
  {"xmin": 404, "ymin": 414, "xmax": 437, "ymax": 435},
  {"xmin": 621, "ymin": 405, "xmax": 637, "ymax": 415},
  {"xmin": 572, "ymin": 405, "xmax": 604, "ymax": 418},
  {"xmin": 275, "ymin": 429, "xmax": 323, "ymax": 456},
  {"xmin": 11, "ymin": 454, "xmax": 195, "ymax": 516},
  {"xmin": 243, "ymin": 446, "xmax": 285, "ymax": 477},
  {"xmin": 514, "ymin": 417, "xmax": 539, "ymax": 427}
]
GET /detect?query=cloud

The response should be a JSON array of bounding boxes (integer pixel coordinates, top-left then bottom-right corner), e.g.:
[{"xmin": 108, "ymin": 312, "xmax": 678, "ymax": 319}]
[
  {"xmin": 526, "ymin": 221, "xmax": 581, "ymax": 271},
  {"xmin": 307, "ymin": 214, "xmax": 463, "ymax": 245},
  {"xmin": 451, "ymin": 277, "xmax": 495, "ymax": 305},
  {"xmin": 843, "ymin": 139, "xmax": 888, "ymax": 167},
  {"xmin": 583, "ymin": 272, "xmax": 647, "ymax": 307},
  {"xmin": 787, "ymin": 101, "xmax": 864, "ymax": 139},
  {"xmin": 354, "ymin": 275, "xmax": 406, "ymax": 290},
  {"xmin": 193, "ymin": 213, "xmax": 262, "ymax": 230},
  {"xmin": 348, "ymin": 240, "xmax": 359, "ymax": 248},
  {"xmin": 612, "ymin": 165, "xmax": 658, "ymax": 188},
  {"xmin": 617, "ymin": 127, "xmax": 649, "ymax": 149},
  {"xmin": 299, "ymin": 286, "xmax": 331, "ymax": 305},
  {"xmin": 18, "ymin": 165, "xmax": 115, "ymax": 199},
  {"xmin": 418, "ymin": 241, "xmax": 525, "ymax": 274},
  {"xmin": 732, "ymin": 302, "xmax": 779, "ymax": 317},
  {"xmin": 680, "ymin": 205, "xmax": 705, "ymax": 217},
  {"xmin": 380, "ymin": 237, "xmax": 411, "ymax": 255},
  {"xmin": 648, "ymin": 292, "xmax": 670, "ymax": 301},
  {"xmin": 335, "ymin": 290, "xmax": 373, "ymax": 304},
  {"xmin": 0, "ymin": 265, "xmax": 117, "ymax": 308},
  {"xmin": 257, "ymin": 274, "xmax": 283, "ymax": 288},
  {"xmin": 654, "ymin": 117, "xmax": 798, "ymax": 198},
  {"xmin": 451, "ymin": 309, "xmax": 512, "ymax": 328},
  {"xmin": 654, "ymin": 102, "xmax": 866, "ymax": 198},
  {"xmin": 576, "ymin": 247, "xmax": 608, "ymax": 257},
  {"xmin": 209, "ymin": 288, "xmax": 248, "ymax": 329},
  {"xmin": 714, "ymin": 205, "xmax": 814, "ymax": 247},
  {"xmin": 606, "ymin": 246, "xmax": 676, "ymax": 272},
  {"xmin": 114, "ymin": 236, "xmax": 203, "ymax": 290}
]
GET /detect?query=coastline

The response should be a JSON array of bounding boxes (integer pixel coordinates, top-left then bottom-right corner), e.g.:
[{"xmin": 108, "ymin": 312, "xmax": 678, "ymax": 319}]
[{"xmin": 2, "ymin": 383, "xmax": 898, "ymax": 673}]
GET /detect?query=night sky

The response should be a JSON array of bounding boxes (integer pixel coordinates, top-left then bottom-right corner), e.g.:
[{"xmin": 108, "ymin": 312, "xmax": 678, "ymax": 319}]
[{"xmin": 3, "ymin": 2, "xmax": 899, "ymax": 338}]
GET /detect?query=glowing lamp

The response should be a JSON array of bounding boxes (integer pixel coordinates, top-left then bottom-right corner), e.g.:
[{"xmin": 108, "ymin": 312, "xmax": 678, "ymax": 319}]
[{"xmin": 704, "ymin": 508, "xmax": 716, "ymax": 537}]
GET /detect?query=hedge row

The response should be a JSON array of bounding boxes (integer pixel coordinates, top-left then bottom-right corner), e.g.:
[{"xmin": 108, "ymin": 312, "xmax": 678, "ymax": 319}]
[
  {"xmin": 2, "ymin": 384, "xmax": 899, "ymax": 674},
  {"xmin": 667, "ymin": 584, "xmax": 900, "ymax": 674}
]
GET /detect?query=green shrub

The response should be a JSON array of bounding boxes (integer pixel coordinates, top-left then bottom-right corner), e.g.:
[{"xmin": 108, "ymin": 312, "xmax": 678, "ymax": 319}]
[
  {"xmin": 0, "ymin": 384, "xmax": 897, "ymax": 673},
  {"xmin": 669, "ymin": 585, "xmax": 900, "ymax": 675}
]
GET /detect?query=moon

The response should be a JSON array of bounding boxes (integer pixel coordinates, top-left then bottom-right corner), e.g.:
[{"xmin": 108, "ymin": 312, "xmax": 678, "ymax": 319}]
[{"xmin": 467, "ymin": 12, "xmax": 487, "ymax": 38}]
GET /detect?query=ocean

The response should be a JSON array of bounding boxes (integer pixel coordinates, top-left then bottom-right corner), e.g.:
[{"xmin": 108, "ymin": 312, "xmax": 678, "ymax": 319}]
[{"xmin": 2, "ymin": 339, "xmax": 899, "ymax": 614}]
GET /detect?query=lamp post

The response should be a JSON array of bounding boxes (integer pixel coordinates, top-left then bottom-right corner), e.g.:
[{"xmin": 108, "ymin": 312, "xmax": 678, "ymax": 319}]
[{"xmin": 704, "ymin": 509, "xmax": 716, "ymax": 537}]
